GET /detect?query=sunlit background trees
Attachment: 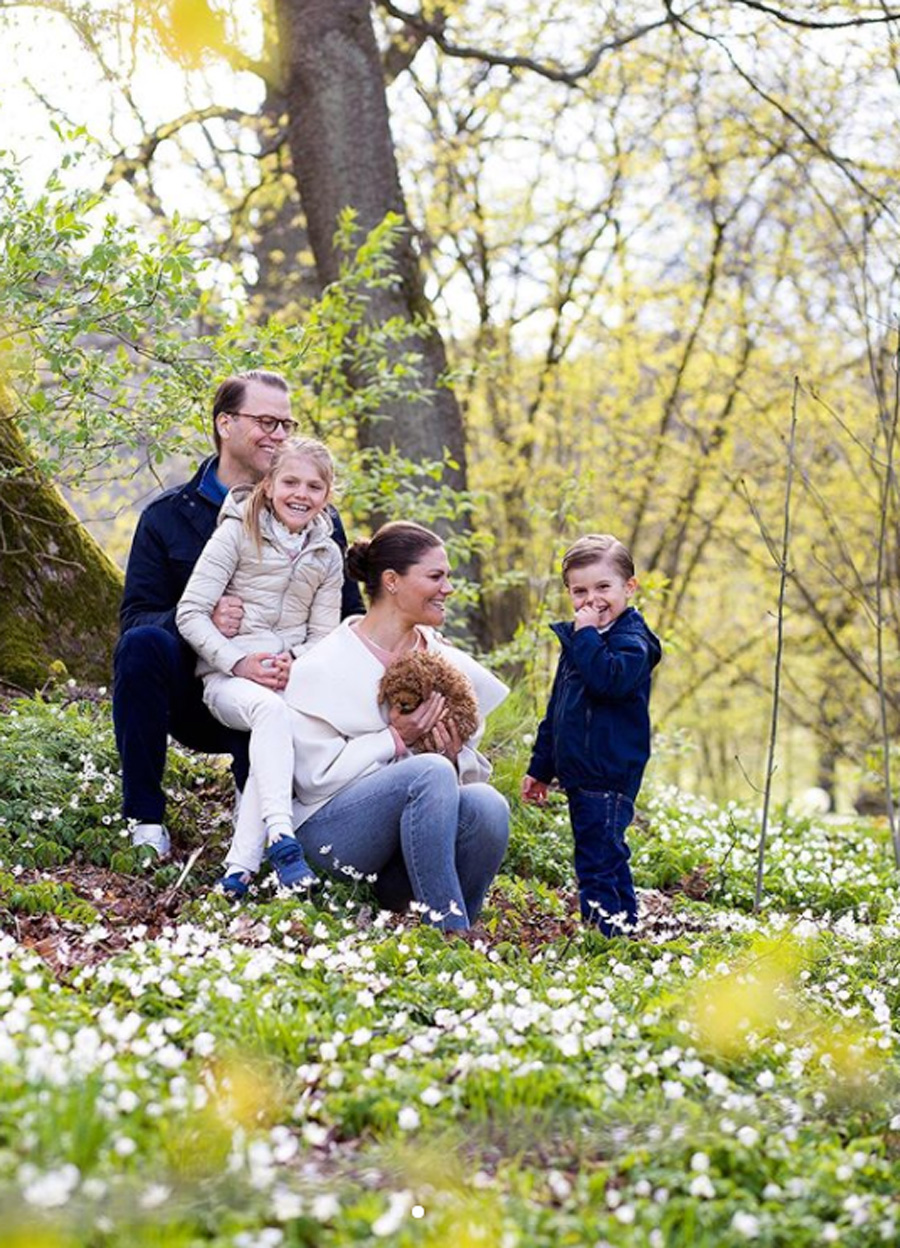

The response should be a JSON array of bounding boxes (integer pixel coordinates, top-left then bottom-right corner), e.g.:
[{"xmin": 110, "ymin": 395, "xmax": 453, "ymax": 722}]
[{"xmin": 2, "ymin": 0, "xmax": 899, "ymax": 806}]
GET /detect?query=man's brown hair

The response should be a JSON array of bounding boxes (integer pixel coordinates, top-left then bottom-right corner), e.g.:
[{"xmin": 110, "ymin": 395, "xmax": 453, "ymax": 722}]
[{"xmin": 211, "ymin": 370, "xmax": 289, "ymax": 452}]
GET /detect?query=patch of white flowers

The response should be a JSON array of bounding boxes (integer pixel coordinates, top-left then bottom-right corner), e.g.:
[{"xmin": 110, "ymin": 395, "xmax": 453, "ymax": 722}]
[{"xmin": 0, "ymin": 782, "xmax": 898, "ymax": 1244}]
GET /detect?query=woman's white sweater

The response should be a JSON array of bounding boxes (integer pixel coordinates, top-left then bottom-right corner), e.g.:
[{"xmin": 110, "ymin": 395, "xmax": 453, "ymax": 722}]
[{"xmin": 284, "ymin": 618, "xmax": 508, "ymax": 824}]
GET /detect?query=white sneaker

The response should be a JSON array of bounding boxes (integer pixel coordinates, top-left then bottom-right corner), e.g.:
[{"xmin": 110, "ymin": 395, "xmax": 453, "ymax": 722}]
[{"xmin": 131, "ymin": 823, "xmax": 172, "ymax": 857}]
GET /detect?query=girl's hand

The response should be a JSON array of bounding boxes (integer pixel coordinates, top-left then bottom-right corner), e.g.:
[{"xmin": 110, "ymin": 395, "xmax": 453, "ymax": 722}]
[
  {"xmin": 268, "ymin": 652, "xmax": 292, "ymax": 691},
  {"xmin": 233, "ymin": 653, "xmax": 288, "ymax": 689},
  {"xmin": 390, "ymin": 691, "xmax": 446, "ymax": 746},
  {"xmin": 521, "ymin": 775, "xmax": 549, "ymax": 806},
  {"xmin": 424, "ymin": 717, "xmax": 463, "ymax": 763},
  {"xmin": 213, "ymin": 594, "xmax": 244, "ymax": 638}
]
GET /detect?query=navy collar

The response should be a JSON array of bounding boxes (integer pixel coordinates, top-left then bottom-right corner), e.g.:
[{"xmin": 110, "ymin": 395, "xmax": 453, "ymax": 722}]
[{"xmin": 197, "ymin": 457, "xmax": 228, "ymax": 507}]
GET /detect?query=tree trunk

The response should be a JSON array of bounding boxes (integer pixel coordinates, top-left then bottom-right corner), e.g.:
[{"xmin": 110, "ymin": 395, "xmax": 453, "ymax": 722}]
[
  {"xmin": 250, "ymin": 80, "xmax": 322, "ymax": 319},
  {"xmin": 274, "ymin": 0, "xmax": 469, "ymax": 491},
  {"xmin": 0, "ymin": 404, "xmax": 122, "ymax": 689}
]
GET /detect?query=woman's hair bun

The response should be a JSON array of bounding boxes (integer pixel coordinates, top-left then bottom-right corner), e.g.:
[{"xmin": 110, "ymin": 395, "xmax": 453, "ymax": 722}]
[{"xmin": 345, "ymin": 538, "xmax": 371, "ymax": 583}]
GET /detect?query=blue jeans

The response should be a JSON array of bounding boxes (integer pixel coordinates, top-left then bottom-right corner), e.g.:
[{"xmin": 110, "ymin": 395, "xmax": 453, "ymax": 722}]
[
  {"xmin": 113, "ymin": 626, "xmax": 250, "ymax": 823},
  {"xmin": 568, "ymin": 788, "xmax": 637, "ymax": 935},
  {"xmin": 296, "ymin": 755, "xmax": 509, "ymax": 931}
]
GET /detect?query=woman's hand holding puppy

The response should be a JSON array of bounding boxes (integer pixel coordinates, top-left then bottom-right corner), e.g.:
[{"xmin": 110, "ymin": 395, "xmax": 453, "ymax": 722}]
[{"xmin": 389, "ymin": 691, "xmax": 446, "ymax": 747}]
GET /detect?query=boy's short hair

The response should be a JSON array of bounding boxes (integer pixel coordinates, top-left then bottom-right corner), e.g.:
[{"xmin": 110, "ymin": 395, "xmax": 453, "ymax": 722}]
[{"xmin": 561, "ymin": 534, "xmax": 635, "ymax": 586}]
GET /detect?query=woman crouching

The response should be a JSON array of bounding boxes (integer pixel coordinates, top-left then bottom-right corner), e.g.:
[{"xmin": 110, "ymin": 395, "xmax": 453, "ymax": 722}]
[{"xmin": 284, "ymin": 521, "xmax": 509, "ymax": 931}]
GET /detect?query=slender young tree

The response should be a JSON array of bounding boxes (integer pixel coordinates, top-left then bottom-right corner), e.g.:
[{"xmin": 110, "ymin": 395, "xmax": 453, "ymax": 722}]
[
  {"xmin": 875, "ymin": 330, "xmax": 900, "ymax": 865},
  {"xmin": 753, "ymin": 378, "xmax": 800, "ymax": 913}
]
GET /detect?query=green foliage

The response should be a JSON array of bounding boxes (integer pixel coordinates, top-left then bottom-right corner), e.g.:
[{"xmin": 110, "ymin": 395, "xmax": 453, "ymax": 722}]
[
  {"xmin": 490, "ymin": 695, "xmax": 900, "ymax": 916},
  {"xmin": 392, "ymin": 2, "xmax": 900, "ymax": 797},
  {"xmin": 1, "ymin": 150, "xmax": 482, "ymax": 616},
  {"xmin": 0, "ymin": 145, "xmax": 206, "ymax": 481},
  {"xmin": 0, "ymin": 694, "xmax": 125, "ymax": 869},
  {"xmin": 0, "ymin": 872, "xmax": 99, "ymax": 925},
  {"xmin": 633, "ymin": 787, "xmax": 900, "ymax": 920},
  {"xmin": 0, "ymin": 691, "xmax": 230, "ymax": 873},
  {"xmin": 1, "ymin": 153, "xmax": 470, "ymax": 518},
  {"xmin": 0, "ymin": 697, "xmax": 899, "ymax": 1242}
]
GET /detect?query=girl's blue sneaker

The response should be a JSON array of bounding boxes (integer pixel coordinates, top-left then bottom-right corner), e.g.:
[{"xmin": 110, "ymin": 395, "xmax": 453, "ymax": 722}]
[
  {"xmin": 266, "ymin": 836, "xmax": 319, "ymax": 889},
  {"xmin": 219, "ymin": 871, "xmax": 250, "ymax": 900}
]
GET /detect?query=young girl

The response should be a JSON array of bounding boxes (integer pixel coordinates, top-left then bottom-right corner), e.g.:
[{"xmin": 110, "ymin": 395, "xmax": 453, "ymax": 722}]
[{"xmin": 176, "ymin": 437, "xmax": 343, "ymax": 896}]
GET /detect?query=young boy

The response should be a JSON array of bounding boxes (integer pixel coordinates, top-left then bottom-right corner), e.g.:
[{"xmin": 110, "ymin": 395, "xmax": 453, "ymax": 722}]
[{"xmin": 521, "ymin": 534, "xmax": 662, "ymax": 936}]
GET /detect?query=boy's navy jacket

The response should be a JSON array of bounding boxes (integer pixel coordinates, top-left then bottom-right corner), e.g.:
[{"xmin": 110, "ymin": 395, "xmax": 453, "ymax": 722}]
[
  {"xmin": 527, "ymin": 606, "xmax": 662, "ymax": 800},
  {"xmin": 119, "ymin": 457, "xmax": 362, "ymax": 639}
]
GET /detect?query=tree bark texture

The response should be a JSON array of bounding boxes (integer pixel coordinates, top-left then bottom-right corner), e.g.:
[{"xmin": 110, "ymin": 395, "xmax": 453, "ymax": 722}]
[
  {"xmin": 0, "ymin": 405, "xmax": 122, "ymax": 689},
  {"xmin": 274, "ymin": 0, "xmax": 469, "ymax": 489},
  {"xmin": 250, "ymin": 80, "xmax": 323, "ymax": 320}
]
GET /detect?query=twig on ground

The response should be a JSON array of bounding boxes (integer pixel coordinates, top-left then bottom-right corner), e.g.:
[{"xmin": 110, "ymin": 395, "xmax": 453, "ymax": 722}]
[{"xmin": 160, "ymin": 844, "xmax": 206, "ymax": 912}]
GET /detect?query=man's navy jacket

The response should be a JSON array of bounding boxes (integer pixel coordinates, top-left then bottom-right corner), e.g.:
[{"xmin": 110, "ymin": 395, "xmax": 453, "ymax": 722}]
[
  {"xmin": 119, "ymin": 456, "xmax": 363, "ymax": 639},
  {"xmin": 527, "ymin": 606, "xmax": 662, "ymax": 801}
]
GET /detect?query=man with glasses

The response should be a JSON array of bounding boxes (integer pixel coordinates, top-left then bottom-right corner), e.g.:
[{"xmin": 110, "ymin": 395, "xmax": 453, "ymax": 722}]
[{"xmin": 113, "ymin": 369, "xmax": 363, "ymax": 858}]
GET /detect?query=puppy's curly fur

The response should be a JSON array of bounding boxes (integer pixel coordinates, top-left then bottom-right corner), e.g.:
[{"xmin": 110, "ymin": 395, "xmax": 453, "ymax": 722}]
[{"xmin": 378, "ymin": 651, "xmax": 480, "ymax": 752}]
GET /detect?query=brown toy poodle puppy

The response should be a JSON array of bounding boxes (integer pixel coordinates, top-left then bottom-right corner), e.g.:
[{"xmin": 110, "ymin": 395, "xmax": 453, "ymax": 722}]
[{"xmin": 378, "ymin": 651, "xmax": 480, "ymax": 752}]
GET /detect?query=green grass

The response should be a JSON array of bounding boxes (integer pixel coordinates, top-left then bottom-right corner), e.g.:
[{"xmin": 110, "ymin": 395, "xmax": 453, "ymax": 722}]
[{"xmin": 1, "ymin": 693, "xmax": 899, "ymax": 1245}]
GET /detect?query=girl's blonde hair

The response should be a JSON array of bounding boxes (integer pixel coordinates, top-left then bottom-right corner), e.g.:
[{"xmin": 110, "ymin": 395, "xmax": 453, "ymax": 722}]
[{"xmin": 243, "ymin": 437, "xmax": 335, "ymax": 545}]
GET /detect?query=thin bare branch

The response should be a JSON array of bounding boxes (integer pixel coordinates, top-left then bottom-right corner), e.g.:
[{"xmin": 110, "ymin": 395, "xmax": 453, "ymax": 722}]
[
  {"xmin": 728, "ymin": 0, "xmax": 900, "ymax": 29},
  {"xmin": 376, "ymin": 1, "xmax": 672, "ymax": 86},
  {"xmin": 668, "ymin": 8, "xmax": 898, "ymax": 221},
  {"xmin": 382, "ymin": 6, "xmax": 447, "ymax": 81},
  {"xmin": 101, "ymin": 106, "xmax": 258, "ymax": 199}
]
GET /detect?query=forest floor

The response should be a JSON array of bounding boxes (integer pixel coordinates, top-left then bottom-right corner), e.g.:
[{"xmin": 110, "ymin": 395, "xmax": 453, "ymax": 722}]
[{"xmin": 1, "ymin": 689, "xmax": 898, "ymax": 1247}]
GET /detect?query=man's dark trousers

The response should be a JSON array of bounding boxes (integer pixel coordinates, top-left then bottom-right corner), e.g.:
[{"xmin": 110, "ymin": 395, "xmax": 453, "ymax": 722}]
[{"xmin": 114, "ymin": 626, "xmax": 249, "ymax": 824}]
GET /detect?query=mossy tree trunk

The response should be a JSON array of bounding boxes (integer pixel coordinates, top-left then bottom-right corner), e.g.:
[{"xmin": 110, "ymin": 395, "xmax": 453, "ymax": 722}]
[{"xmin": 0, "ymin": 406, "xmax": 122, "ymax": 690}]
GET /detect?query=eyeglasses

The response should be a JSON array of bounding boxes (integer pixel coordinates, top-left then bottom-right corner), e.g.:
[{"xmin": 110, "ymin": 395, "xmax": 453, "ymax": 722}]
[{"xmin": 227, "ymin": 411, "xmax": 298, "ymax": 435}]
